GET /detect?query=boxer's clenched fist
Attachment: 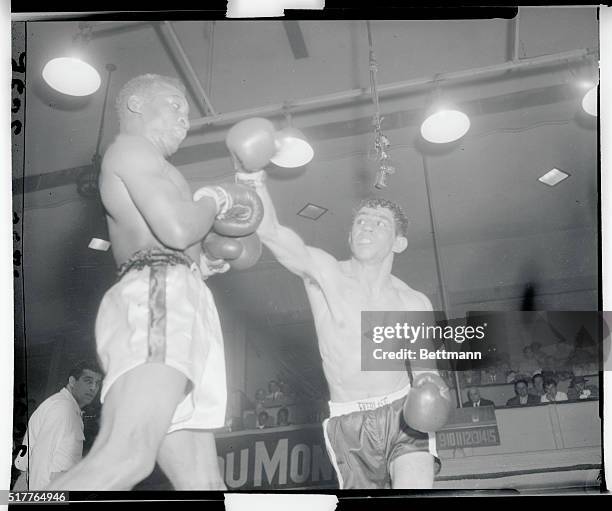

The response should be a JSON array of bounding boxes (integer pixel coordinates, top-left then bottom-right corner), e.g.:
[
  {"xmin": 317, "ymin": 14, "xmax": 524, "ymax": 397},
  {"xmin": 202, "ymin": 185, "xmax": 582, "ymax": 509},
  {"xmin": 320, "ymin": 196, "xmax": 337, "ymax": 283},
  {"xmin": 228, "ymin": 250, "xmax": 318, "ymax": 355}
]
[
  {"xmin": 193, "ymin": 183, "xmax": 264, "ymax": 237},
  {"xmin": 225, "ymin": 117, "xmax": 277, "ymax": 172},
  {"xmin": 202, "ymin": 232, "xmax": 262, "ymax": 271}
]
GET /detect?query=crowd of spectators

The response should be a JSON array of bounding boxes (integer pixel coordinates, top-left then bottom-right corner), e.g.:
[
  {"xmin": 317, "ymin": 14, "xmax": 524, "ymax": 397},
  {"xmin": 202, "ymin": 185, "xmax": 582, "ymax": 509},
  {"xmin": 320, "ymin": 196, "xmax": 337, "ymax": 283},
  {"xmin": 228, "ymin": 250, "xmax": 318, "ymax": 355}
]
[
  {"xmin": 225, "ymin": 338, "xmax": 600, "ymax": 431},
  {"xmin": 222, "ymin": 377, "xmax": 324, "ymax": 432}
]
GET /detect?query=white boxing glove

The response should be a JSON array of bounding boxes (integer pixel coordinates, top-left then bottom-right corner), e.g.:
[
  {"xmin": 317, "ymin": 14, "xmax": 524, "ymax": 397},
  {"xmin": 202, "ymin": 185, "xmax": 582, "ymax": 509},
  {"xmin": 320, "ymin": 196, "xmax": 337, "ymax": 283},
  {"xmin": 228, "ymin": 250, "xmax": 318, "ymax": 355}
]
[
  {"xmin": 235, "ymin": 170, "xmax": 266, "ymax": 189},
  {"xmin": 199, "ymin": 252, "xmax": 230, "ymax": 279},
  {"xmin": 193, "ymin": 186, "xmax": 233, "ymax": 218}
]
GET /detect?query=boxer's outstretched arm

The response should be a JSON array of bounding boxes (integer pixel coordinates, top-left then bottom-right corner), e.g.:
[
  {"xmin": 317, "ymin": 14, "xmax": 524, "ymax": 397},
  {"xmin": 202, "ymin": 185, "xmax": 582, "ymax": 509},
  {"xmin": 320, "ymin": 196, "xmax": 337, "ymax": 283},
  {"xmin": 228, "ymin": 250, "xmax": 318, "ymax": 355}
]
[
  {"xmin": 255, "ymin": 182, "xmax": 337, "ymax": 281},
  {"xmin": 106, "ymin": 140, "xmax": 218, "ymax": 250}
]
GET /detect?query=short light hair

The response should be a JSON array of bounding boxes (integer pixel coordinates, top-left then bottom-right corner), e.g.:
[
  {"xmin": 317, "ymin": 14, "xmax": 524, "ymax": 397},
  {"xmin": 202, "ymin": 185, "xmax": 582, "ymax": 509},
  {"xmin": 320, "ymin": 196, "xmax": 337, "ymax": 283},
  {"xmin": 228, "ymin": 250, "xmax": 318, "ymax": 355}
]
[
  {"xmin": 353, "ymin": 197, "xmax": 409, "ymax": 238},
  {"xmin": 115, "ymin": 74, "xmax": 186, "ymax": 125}
]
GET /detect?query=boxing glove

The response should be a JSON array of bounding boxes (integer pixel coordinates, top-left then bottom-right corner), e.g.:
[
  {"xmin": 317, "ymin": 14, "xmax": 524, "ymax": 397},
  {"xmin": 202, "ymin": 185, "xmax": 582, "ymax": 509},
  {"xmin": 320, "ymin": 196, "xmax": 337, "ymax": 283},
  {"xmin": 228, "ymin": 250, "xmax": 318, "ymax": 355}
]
[
  {"xmin": 225, "ymin": 117, "xmax": 277, "ymax": 172},
  {"xmin": 194, "ymin": 183, "xmax": 264, "ymax": 237},
  {"xmin": 229, "ymin": 233, "xmax": 262, "ymax": 270},
  {"xmin": 198, "ymin": 252, "xmax": 230, "ymax": 279},
  {"xmin": 202, "ymin": 232, "xmax": 244, "ymax": 261},
  {"xmin": 402, "ymin": 373, "xmax": 452, "ymax": 433},
  {"xmin": 201, "ymin": 232, "xmax": 262, "ymax": 271}
]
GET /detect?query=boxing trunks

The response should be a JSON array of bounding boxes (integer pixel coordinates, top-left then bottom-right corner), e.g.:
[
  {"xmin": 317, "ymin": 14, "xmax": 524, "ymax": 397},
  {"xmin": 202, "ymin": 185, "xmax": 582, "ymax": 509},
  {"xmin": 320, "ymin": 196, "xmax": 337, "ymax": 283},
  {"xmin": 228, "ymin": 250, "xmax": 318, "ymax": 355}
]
[
  {"xmin": 96, "ymin": 248, "xmax": 227, "ymax": 432},
  {"xmin": 323, "ymin": 384, "xmax": 438, "ymax": 489}
]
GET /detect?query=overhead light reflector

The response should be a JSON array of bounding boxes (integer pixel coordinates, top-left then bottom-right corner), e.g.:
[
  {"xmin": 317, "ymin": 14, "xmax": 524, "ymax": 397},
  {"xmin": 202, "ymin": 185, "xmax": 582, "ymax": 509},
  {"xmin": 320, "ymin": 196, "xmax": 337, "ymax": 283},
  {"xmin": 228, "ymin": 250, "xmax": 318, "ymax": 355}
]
[
  {"xmin": 42, "ymin": 57, "xmax": 101, "ymax": 96},
  {"xmin": 421, "ymin": 109, "xmax": 470, "ymax": 144},
  {"xmin": 272, "ymin": 127, "xmax": 314, "ymax": 168},
  {"xmin": 539, "ymin": 168, "xmax": 569, "ymax": 187},
  {"xmin": 581, "ymin": 85, "xmax": 598, "ymax": 117}
]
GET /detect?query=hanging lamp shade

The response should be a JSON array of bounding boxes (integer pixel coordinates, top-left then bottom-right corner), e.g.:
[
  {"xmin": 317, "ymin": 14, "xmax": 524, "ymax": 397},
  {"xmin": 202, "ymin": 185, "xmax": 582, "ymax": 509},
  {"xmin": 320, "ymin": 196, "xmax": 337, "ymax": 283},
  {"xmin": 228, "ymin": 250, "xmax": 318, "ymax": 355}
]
[
  {"xmin": 420, "ymin": 109, "xmax": 470, "ymax": 144},
  {"xmin": 42, "ymin": 57, "xmax": 101, "ymax": 96},
  {"xmin": 271, "ymin": 126, "xmax": 314, "ymax": 168},
  {"xmin": 581, "ymin": 84, "xmax": 598, "ymax": 117}
]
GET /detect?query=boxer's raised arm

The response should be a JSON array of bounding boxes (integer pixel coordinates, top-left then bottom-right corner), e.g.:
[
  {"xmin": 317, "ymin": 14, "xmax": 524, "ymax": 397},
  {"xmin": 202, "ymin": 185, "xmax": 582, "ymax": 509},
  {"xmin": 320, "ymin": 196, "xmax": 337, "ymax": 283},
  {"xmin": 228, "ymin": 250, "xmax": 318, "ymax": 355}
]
[
  {"xmin": 106, "ymin": 141, "xmax": 218, "ymax": 250},
  {"xmin": 255, "ymin": 181, "xmax": 338, "ymax": 282}
]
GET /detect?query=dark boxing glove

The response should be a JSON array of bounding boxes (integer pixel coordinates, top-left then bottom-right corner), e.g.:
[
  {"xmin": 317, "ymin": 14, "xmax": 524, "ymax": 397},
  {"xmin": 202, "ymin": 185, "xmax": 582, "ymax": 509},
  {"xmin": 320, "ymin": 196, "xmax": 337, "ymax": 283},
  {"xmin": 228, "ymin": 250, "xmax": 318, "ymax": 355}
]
[
  {"xmin": 202, "ymin": 232, "xmax": 262, "ymax": 271},
  {"xmin": 229, "ymin": 232, "xmax": 262, "ymax": 270},
  {"xmin": 402, "ymin": 373, "xmax": 452, "ymax": 433},
  {"xmin": 194, "ymin": 183, "xmax": 264, "ymax": 237}
]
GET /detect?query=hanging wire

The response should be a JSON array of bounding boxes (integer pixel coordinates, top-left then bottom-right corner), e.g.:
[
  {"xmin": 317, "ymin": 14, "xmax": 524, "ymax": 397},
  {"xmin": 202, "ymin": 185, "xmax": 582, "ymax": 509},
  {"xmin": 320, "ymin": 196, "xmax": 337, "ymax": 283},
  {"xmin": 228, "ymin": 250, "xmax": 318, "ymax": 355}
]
[{"xmin": 366, "ymin": 21, "xmax": 395, "ymax": 189}]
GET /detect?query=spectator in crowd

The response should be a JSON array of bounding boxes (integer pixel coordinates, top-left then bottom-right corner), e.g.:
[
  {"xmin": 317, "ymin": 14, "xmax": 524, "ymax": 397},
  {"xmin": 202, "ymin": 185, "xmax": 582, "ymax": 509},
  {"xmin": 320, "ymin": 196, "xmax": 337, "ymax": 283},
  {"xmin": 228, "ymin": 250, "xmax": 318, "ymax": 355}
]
[
  {"xmin": 256, "ymin": 411, "xmax": 270, "ymax": 430},
  {"xmin": 571, "ymin": 347, "xmax": 599, "ymax": 376},
  {"xmin": 462, "ymin": 387, "xmax": 495, "ymax": 408},
  {"xmin": 13, "ymin": 360, "xmax": 103, "ymax": 490},
  {"xmin": 480, "ymin": 360, "xmax": 505, "ymax": 385},
  {"xmin": 480, "ymin": 353, "xmax": 514, "ymax": 385},
  {"xmin": 460, "ymin": 370, "xmax": 481, "ymax": 387},
  {"xmin": 531, "ymin": 342, "xmax": 546, "ymax": 366},
  {"xmin": 497, "ymin": 354, "xmax": 515, "ymax": 383},
  {"xmin": 277, "ymin": 380, "xmax": 296, "ymax": 403},
  {"xmin": 276, "ymin": 407, "xmax": 290, "ymax": 427},
  {"xmin": 540, "ymin": 378, "xmax": 568, "ymax": 403},
  {"xmin": 254, "ymin": 388, "xmax": 267, "ymax": 414},
  {"xmin": 567, "ymin": 376, "xmax": 599, "ymax": 401},
  {"xmin": 539, "ymin": 355, "xmax": 557, "ymax": 376},
  {"xmin": 556, "ymin": 367, "xmax": 574, "ymax": 386},
  {"xmin": 517, "ymin": 345, "xmax": 542, "ymax": 378},
  {"xmin": 553, "ymin": 337, "xmax": 573, "ymax": 366},
  {"xmin": 505, "ymin": 370, "xmax": 517, "ymax": 384},
  {"xmin": 266, "ymin": 380, "xmax": 284, "ymax": 401},
  {"xmin": 505, "ymin": 379, "xmax": 540, "ymax": 407},
  {"xmin": 530, "ymin": 373, "xmax": 546, "ymax": 398}
]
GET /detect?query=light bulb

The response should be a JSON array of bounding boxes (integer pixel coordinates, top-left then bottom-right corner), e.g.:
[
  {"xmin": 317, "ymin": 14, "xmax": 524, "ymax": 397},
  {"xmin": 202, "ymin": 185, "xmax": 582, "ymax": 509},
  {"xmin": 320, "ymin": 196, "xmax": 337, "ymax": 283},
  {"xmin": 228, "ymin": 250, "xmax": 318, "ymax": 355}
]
[
  {"xmin": 421, "ymin": 109, "xmax": 470, "ymax": 144},
  {"xmin": 271, "ymin": 127, "xmax": 314, "ymax": 168},
  {"xmin": 42, "ymin": 57, "xmax": 101, "ymax": 96},
  {"xmin": 582, "ymin": 85, "xmax": 598, "ymax": 117}
]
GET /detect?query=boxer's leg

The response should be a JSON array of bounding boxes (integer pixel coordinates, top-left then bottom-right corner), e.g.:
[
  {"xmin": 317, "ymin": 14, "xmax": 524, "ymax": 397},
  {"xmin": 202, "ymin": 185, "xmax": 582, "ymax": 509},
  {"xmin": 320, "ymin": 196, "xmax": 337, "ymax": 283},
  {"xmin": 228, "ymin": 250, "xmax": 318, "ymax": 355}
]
[
  {"xmin": 157, "ymin": 429, "xmax": 226, "ymax": 490},
  {"xmin": 389, "ymin": 451, "xmax": 434, "ymax": 489},
  {"xmin": 49, "ymin": 364, "xmax": 188, "ymax": 490}
]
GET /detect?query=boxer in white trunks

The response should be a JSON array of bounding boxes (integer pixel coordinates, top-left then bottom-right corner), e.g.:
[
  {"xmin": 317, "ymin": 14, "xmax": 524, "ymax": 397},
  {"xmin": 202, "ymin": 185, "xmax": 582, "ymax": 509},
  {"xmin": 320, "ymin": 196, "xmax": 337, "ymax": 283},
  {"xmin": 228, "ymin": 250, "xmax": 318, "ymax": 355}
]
[{"xmin": 50, "ymin": 74, "xmax": 262, "ymax": 490}]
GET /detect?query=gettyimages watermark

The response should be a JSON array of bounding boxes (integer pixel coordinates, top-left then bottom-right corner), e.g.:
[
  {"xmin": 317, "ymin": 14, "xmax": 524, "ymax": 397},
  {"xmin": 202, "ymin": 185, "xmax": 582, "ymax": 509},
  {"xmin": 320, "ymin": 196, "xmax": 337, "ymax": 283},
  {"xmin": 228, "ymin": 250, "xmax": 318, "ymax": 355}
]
[{"xmin": 361, "ymin": 311, "xmax": 609, "ymax": 373}]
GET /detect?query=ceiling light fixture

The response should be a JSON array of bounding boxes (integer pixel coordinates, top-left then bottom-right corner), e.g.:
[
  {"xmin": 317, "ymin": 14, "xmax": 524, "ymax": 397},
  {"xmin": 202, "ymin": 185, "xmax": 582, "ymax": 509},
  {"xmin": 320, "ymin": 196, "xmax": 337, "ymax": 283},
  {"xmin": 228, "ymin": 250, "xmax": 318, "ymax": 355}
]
[
  {"xmin": 538, "ymin": 168, "xmax": 569, "ymax": 187},
  {"xmin": 42, "ymin": 23, "xmax": 101, "ymax": 97},
  {"xmin": 421, "ymin": 79, "xmax": 471, "ymax": 144},
  {"xmin": 297, "ymin": 203, "xmax": 328, "ymax": 220},
  {"xmin": 271, "ymin": 110, "xmax": 314, "ymax": 168},
  {"xmin": 581, "ymin": 84, "xmax": 598, "ymax": 117},
  {"xmin": 570, "ymin": 57, "xmax": 598, "ymax": 117}
]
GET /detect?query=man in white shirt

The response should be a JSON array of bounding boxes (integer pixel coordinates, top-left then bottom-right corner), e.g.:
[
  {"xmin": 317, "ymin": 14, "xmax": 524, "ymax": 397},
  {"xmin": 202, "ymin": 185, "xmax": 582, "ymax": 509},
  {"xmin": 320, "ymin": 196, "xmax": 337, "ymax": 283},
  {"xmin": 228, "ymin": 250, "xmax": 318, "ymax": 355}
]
[
  {"xmin": 13, "ymin": 360, "xmax": 103, "ymax": 490},
  {"xmin": 540, "ymin": 378, "xmax": 568, "ymax": 403}
]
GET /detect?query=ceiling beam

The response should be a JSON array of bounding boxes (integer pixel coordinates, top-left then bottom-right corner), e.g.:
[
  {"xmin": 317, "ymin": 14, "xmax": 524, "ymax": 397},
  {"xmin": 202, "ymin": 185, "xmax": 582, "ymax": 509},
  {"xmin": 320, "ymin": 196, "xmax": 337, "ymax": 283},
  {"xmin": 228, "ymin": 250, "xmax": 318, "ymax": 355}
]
[
  {"xmin": 283, "ymin": 21, "xmax": 309, "ymax": 59},
  {"xmin": 12, "ymin": 80, "xmax": 589, "ymax": 196},
  {"xmin": 189, "ymin": 47, "xmax": 595, "ymax": 129},
  {"xmin": 158, "ymin": 21, "xmax": 217, "ymax": 117}
]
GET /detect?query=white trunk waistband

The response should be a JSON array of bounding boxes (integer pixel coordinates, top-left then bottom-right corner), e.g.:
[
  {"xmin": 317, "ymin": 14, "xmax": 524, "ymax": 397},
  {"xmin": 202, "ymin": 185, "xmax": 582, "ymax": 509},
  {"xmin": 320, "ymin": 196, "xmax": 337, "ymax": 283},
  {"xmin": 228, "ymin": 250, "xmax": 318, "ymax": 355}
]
[{"xmin": 328, "ymin": 383, "xmax": 412, "ymax": 418}]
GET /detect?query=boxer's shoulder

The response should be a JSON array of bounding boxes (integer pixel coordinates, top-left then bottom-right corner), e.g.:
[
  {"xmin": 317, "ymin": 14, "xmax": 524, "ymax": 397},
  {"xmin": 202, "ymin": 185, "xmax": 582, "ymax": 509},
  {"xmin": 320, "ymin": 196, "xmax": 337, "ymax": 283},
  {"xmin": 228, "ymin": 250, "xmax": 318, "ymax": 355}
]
[
  {"xmin": 306, "ymin": 246, "xmax": 343, "ymax": 276},
  {"xmin": 103, "ymin": 135, "xmax": 164, "ymax": 177}
]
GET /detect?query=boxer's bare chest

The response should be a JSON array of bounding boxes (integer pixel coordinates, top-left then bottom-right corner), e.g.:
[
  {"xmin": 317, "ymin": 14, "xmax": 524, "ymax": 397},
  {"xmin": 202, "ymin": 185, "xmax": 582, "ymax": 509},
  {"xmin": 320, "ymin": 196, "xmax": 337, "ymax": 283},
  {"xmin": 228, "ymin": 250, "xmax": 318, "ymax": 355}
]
[{"xmin": 162, "ymin": 161, "xmax": 192, "ymax": 199}]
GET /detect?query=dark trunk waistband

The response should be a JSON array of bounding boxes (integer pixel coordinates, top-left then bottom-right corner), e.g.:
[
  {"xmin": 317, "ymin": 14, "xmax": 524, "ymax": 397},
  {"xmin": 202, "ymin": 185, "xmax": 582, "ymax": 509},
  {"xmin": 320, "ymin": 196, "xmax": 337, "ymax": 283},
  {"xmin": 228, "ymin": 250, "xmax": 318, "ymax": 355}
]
[{"xmin": 117, "ymin": 249, "xmax": 195, "ymax": 280}]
